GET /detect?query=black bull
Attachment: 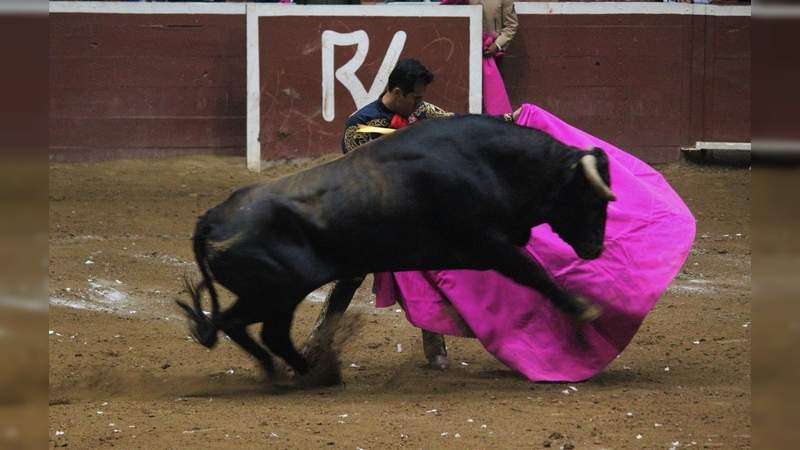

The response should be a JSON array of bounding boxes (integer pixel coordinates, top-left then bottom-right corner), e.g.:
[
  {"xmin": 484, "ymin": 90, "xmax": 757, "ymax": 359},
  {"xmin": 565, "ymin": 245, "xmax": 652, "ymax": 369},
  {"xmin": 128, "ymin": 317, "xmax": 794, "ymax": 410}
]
[{"xmin": 177, "ymin": 114, "xmax": 616, "ymax": 379}]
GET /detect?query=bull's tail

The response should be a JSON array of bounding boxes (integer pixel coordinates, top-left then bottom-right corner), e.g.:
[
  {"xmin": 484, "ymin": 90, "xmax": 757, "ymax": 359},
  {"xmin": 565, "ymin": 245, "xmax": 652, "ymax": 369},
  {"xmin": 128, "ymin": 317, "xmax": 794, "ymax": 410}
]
[{"xmin": 175, "ymin": 216, "xmax": 220, "ymax": 348}]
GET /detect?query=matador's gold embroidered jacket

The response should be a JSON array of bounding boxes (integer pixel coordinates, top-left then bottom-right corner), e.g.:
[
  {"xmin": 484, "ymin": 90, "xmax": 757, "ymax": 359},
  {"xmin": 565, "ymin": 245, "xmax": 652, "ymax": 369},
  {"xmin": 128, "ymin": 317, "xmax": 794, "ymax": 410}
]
[{"xmin": 341, "ymin": 99, "xmax": 452, "ymax": 154}]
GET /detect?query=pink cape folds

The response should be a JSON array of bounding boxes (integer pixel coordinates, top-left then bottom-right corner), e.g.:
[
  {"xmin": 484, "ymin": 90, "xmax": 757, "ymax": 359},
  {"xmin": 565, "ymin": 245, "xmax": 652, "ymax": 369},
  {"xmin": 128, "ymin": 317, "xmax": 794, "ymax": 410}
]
[{"xmin": 373, "ymin": 104, "xmax": 695, "ymax": 382}]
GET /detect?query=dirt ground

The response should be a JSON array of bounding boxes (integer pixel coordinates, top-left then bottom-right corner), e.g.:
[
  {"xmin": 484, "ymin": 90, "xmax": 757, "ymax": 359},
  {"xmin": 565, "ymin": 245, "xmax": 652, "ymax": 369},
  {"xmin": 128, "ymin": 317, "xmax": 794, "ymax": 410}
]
[{"xmin": 48, "ymin": 155, "xmax": 750, "ymax": 449}]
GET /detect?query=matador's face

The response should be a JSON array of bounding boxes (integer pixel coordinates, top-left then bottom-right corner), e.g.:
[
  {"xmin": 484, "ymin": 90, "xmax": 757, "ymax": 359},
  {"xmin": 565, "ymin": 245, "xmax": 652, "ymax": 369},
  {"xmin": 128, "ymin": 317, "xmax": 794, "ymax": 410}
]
[{"xmin": 394, "ymin": 81, "xmax": 428, "ymax": 118}]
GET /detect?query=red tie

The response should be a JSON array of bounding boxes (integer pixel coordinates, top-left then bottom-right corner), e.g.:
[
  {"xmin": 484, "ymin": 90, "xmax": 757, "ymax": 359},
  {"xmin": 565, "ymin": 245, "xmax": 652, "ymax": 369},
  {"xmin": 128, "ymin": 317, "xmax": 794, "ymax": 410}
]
[{"xmin": 390, "ymin": 114, "xmax": 409, "ymax": 129}]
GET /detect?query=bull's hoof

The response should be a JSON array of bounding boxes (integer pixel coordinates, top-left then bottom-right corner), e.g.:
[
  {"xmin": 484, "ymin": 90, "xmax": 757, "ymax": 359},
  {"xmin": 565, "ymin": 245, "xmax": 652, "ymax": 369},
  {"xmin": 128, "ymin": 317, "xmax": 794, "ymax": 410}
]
[
  {"xmin": 264, "ymin": 365, "xmax": 290, "ymax": 385},
  {"xmin": 294, "ymin": 367, "xmax": 342, "ymax": 388},
  {"xmin": 296, "ymin": 342, "xmax": 343, "ymax": 387}
]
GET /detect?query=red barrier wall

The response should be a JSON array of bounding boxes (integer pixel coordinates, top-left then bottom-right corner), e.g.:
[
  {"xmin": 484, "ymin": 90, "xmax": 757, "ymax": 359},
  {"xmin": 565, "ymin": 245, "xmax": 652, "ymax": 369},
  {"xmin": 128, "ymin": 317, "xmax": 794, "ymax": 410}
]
[
  {"xmin": 505, "ymin": 12, "xmax": 749, "ymax": 162},
  {"xmin": 50, "ymin": 12, "xmax": 246, "ymax": 162},
  {"xmin": 49, "ymin": 4, "xmax": 750, "ymax": 164}
]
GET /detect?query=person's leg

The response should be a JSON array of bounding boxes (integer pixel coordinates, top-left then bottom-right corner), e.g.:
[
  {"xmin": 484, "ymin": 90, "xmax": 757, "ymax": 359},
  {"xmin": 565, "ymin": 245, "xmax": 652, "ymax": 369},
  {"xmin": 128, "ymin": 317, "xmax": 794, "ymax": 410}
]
[{"xmin": 422, "ymin": 329, "xmax": 449, "ymax": 370}]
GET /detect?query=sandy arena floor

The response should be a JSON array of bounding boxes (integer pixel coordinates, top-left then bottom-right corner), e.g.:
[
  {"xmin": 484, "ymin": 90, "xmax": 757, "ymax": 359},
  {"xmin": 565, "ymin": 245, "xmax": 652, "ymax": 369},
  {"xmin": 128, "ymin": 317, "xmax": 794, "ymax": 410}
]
[{"xmin": 48, "ymin": 155, "xmax": 750, "ymax": 449}]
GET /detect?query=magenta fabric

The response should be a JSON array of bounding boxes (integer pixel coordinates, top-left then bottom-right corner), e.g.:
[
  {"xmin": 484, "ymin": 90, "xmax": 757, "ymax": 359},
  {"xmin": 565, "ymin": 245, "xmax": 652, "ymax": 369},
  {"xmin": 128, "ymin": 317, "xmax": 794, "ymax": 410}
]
[
  {"xmin": 481, "ymin": 32, "xmax": 512, "ymax": 115},
  {"xmin": 374, "ymin": 104, "xmax": 695, "ymax": 381}
]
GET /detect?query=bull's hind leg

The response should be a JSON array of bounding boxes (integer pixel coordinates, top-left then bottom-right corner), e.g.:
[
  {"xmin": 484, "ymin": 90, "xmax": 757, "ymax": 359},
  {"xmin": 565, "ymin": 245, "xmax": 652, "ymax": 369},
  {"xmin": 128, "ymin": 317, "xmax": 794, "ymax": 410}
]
[
  {"xmin": 259, "ymin": 309, "xmax": 309, "ymax": 376},
  {"xmin": 485, "ymin": 241, "xmax": 601, "ymax": 322},
  {"xmin": 217, "ymin": 301, "xmax": 277, "ymax": 376},
  {"xmin": 224, "ymin": 325, "xmax": 277, "ymax": 376}
]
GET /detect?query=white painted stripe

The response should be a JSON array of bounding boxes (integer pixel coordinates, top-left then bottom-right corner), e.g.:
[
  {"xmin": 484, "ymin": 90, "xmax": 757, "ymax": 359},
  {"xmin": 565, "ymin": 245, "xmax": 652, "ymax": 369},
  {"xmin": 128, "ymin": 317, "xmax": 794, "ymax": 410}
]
[
  {"xmin": 694, "ymin": 141, "xmax": 751, "ymax": 151},
  {"xmin": 514, "ymin": 2, "xmax": 750, "ymax": 17},
  {"xmin": 246, "ymin": 3, "xmax": 261, "ymax": 173},
  {"xmin": 705, "ymin": 5, "xmax": 751, "ymax": 17},
  {"xmin": 468, "ymin": 7, "xmax": 482, "ymax": 114},
  {"xmin": 48, "ymin": 2, "xmax": 751, "ymax": 18},
  {"xmin": 249, "ymin": 4, "xmax": 480, "ymax": 18},
  {"xmin": 49, "ymin": 1, "xmax": 245, "ymax": 15}
]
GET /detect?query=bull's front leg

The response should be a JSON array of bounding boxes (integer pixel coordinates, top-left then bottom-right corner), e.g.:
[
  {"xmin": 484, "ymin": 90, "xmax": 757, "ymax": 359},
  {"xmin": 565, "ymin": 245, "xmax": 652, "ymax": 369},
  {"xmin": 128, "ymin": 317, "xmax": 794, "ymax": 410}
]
[
  {"xmin": 487, "ymin": 241, "xmax": 601, "ymax": 322},
  {"xmin": 302, "ymin": 275, "xmax": 366, "ymax": 363}
]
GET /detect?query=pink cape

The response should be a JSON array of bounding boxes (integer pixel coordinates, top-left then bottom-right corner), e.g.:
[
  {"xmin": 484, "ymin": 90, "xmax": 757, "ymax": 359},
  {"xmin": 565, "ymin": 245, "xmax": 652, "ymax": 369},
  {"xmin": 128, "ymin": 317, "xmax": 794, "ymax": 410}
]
[
  {"xmin": 373, "ymin": 104, "xmax": 695, "ymax": 382},
  {"xmin": 482, "ymin": 32, "xmax": 512, "ymax": 115}
]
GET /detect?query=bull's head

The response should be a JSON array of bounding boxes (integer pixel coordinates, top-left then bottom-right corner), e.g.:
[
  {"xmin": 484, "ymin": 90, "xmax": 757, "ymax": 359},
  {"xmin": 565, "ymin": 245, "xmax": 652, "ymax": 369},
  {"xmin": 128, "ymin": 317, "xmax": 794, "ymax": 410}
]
[{"xmin": 548, "ymin": 148, "xmax": 616, "ymax": 260}]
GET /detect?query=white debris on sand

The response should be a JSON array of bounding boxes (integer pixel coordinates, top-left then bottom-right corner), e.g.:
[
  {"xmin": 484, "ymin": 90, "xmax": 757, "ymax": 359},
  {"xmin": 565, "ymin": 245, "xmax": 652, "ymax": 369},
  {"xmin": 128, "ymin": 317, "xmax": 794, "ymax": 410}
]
[{"xmin": 396, "ymin": 343, "xmax": 403, "ymax": 353}]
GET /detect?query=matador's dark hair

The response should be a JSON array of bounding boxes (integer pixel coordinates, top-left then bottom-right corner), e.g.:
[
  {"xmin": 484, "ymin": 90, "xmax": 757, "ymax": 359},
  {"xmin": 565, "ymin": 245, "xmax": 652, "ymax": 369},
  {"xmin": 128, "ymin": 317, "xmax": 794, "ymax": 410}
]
[{"xmin": 386, "ymin": 59, "xmax": 434, "ymax": 95}]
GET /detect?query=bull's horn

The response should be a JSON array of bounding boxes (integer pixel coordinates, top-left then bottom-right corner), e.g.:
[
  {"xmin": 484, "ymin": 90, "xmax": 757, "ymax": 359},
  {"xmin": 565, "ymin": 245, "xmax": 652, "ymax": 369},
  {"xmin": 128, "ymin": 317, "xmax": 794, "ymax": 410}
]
[{"xmin": 580, "ymin": 154, "xmax": 617, "ymax": 201}]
